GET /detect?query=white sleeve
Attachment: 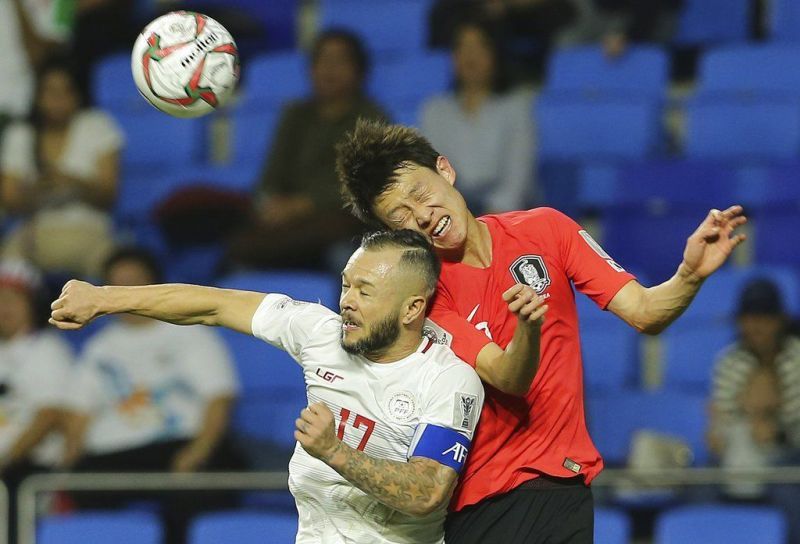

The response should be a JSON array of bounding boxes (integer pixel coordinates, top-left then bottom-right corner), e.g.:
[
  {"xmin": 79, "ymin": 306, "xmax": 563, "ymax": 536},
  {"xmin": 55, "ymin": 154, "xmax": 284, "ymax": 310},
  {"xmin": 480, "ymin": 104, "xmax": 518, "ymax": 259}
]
[
  {"xmin": 0, "ymin": 123, "xmax": 35, "ymax": 181},
  {"xmin": 173, "ymin": 327, "xmax": 239, "ymax": 398},
  {"xmin": 61, "ymin": 111, "xmax": 125, "ymax": 179},
  {"xmin": 251, "ymin": 294, "xmax": 338, "ymax": 361},
  {"xmin": 420, "ymin": 361, "xmax": 484, "ymax": 440},
  {"xmin": 19, "ymin": 334, "xmax": 74, "ymax": 409}
]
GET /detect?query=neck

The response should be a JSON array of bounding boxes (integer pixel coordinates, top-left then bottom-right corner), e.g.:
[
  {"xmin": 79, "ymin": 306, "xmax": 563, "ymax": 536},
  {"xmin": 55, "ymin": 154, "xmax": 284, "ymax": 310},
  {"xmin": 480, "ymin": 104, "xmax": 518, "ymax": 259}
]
[
  {"xmin": 459, "ymin": 86, "xmax": 491, "ymax": 114},
  {"xmin": 317, "ymin": 95, "xmax": 357, "ymax": 120},
  {"xmin": 366, "ymin": 330, "xmax": 422, "ymax": 364},
  {"xmin": 455, "ymin": 217, "xmax": 493, "ymax": 267}
]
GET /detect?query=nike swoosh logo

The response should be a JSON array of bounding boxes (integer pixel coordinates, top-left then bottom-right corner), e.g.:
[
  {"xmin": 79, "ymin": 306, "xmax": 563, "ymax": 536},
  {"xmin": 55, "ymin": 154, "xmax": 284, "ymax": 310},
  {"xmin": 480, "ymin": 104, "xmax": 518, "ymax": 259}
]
[{"xmin": 467, "ymin": 304, "xmax": 480, "ymax": 322}]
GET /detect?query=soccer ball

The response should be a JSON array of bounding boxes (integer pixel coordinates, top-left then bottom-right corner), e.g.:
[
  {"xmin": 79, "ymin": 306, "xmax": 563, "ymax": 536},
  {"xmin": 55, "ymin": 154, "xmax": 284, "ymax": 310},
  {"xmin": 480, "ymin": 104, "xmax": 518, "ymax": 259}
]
[{"xmin": 131, "ymin": 11, "xmax": 239, "ymax": 118}]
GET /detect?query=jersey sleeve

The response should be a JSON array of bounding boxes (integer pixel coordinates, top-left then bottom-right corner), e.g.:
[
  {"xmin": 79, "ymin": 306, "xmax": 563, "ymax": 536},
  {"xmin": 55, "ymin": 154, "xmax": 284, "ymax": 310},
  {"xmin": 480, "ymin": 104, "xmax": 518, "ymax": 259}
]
[
  {"xmin": 427, "ymin": 284, "xmax": 492, "ymax": 367},
  {"xmin": 546, "ymin": 208, "xmax": 636, "ymax": 309},
  {"xmin": 407, "ymin": 360, "xmax": 484, "ymax": 472},
  {"xmin": 251, "ymin": 293, "xmax": 338, "ymax": 361}
]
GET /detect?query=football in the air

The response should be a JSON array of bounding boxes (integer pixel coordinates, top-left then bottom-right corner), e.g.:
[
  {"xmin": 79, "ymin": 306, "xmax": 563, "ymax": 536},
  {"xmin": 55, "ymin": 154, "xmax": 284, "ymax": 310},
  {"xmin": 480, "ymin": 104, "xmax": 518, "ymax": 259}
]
[{"xmin": 131, "ymin": 11, "xmax": 239, "ymax": 118}]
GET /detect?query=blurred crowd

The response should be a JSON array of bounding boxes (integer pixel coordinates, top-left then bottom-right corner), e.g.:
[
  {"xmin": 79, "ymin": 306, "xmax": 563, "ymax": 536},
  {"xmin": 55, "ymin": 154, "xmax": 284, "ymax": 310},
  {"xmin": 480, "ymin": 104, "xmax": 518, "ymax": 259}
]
[{"xmin": 0, "ymin": 0, "xmax": 799, "ymax": 542}]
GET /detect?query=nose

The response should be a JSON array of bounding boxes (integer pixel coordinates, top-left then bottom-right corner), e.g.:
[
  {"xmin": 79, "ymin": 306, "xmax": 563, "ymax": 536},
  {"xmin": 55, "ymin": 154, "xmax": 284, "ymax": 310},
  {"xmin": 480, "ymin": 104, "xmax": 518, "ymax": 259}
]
[
  {"xmin": 414, "ymin": 205, "xmax": 434, "ymax": 230},
  {"xmin": 340, "ymin": 289, "xmax": 356, "ymax": 312}
]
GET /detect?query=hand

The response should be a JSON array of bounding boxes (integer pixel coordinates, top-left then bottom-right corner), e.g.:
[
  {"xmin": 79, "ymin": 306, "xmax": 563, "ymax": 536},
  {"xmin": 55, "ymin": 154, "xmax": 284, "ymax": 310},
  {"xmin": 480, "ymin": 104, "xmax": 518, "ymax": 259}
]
[
  {"xmin": 295, "ymin": 402, "xmax": 341, "ymax": 462},
  {"xmin": 681, "ymin": 205, "xmax": 747, "ymax": 281},
  {"xmin": 49, "ymin": 279, "xmax": 103, "ymax": 330},
  {"xmin": 171, "ymin": 445, "xmax": 209, "ymax": 472},
  {"xmin": 502, "ymin": 284, "xmax": 548, "ymax": 328}
]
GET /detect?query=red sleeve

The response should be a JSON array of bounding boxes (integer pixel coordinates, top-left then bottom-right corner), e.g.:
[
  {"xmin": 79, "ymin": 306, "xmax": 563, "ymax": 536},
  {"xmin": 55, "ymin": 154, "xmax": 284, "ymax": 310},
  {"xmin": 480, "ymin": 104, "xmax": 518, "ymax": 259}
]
[
  {"xmin": 427, "ymin": 282, "xmax": 492, "ymax": 368},
  {"xmin": 546, "ymin": 208, "xmax": 636, "ymax": 309}
]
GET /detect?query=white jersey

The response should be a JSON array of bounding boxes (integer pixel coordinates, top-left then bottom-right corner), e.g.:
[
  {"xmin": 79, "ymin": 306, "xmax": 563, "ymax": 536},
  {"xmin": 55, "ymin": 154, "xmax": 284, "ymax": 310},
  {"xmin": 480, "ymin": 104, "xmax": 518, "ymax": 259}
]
[{"xmin": 252, "ymin": 294, "xmax": 484, "ymax": 544}]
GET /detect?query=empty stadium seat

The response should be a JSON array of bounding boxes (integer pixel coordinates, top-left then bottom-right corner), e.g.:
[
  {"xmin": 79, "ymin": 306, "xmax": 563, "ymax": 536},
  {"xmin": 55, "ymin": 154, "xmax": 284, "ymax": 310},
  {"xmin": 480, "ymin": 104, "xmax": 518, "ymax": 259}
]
[
  {"xmin": 39, "ymin": 512, "xmax": 162, "ymax": 544},
  {"xmin": 615, "ymin": 160, "xmax": 735, "ymax": 208},
  {"xmin": 93, "ymin": 53, "xmax": 143, "ymax": 111},
  {"xmin": 685, "ymin": 98, "xmax": 800, "ymax": 160},
  {"xmin": 655, "ymin": 504, "xmax": 786, "ymax": 544},
  {"xmin": 242, "ymin": 51, "xmax": 309, "ymax": 107},
  {"xmin": 546, "ymin": 45, "xmax": 669, "ymax": 98},
  {"xmin": 754, "ymin": 209, "xmax": 800, "ymax": 267},
  {"xmin": 318, "ymin": 0, "xmax": 431, "ymax": 58},
  {"xmin": 674, "ymin": 0, "xmax": 750, "ymax": 45},
  {"xmin": 661, "ymin": 320, "xmax": 733, "ymax": 393},
  {"xmin": 594, "ymin": 507, "xmax": 631, "ymax": 544},
  {"xmin": 586, "ymin": 390, "xmax": 708, "ymax": 466},
  {"xmin": 770, "ymin": 0, "xmax": 800, "ymax": 42},
  {"xmin": 537, "ymin": 96, "xmax": 661, "ymax": 161},
  {"xmin": 698, "ymin": 45, "xmax": 800, "ymax": 98},
  {"xmin": 189, "ymin": 511, "xmax": 297, "ymax": 544}
]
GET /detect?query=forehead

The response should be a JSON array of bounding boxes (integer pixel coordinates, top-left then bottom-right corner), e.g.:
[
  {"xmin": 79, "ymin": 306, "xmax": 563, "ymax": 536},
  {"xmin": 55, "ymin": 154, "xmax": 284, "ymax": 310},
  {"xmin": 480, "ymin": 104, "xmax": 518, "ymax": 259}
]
[
  {"xmin": 374, "ymin": 166, "xmax": 434, "ymax": 215},
  {"xmin": 343, "ymin": 247, "xmax": 401, "ymax": 283}
]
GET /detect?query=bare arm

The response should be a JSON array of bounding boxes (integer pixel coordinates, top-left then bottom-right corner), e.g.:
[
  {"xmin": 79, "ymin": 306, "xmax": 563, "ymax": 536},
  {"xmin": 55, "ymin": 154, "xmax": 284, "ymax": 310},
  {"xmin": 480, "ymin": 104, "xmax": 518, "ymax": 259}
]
[
  {"xmin": 10, "ymin": 0, "xmax": 60, "ymax": 68},
  {"xmin": 608, "ymin": 206, "xmax": 747, "ymax": 335},
  {"xmin": 474, "ymin": 284, "xmax": 548, "ymax": 396},
  {"xmin": 49, "ymin": 280, "xmax": 265, "ymax": 335},
  {"xmin": 1, "ymin": 408, "xmax": 62, "ymax": 468},
  {"xmin": 60, "ymin": 410, "xmax": 90, "ymax": 468},
  {"xmin": 297, "ymin": 403, "xmax": 458, "ymax": 517},
  {"xmin": 172, "ymin": 395, "xmax": 235, "ymax": 472}
]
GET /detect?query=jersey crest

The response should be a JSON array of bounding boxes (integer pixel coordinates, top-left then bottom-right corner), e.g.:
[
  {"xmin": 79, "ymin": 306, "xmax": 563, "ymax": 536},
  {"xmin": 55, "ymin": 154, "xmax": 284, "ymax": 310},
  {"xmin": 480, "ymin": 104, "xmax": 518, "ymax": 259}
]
[{"xmin": 509, "ymin": 255, "xmax": 551, "ymax": 294}]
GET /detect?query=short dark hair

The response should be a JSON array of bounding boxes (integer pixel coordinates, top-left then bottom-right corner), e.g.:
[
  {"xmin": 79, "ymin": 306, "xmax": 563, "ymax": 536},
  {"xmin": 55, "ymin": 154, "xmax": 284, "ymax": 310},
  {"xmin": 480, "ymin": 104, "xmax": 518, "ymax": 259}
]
[
  {"xmin": 102, "ymin": 246, "xmax": 164, "ymax": 284},
  {"xmin": 360, "ymin": 229, "xmax": 441, "ymax": 298},
  {"xmin": 311, "ymin": 28, "xmax": 370, "ymax": 79},
  {"xmin": 337, "ymin": 119, "xmax": 440, "ymax": 226}
]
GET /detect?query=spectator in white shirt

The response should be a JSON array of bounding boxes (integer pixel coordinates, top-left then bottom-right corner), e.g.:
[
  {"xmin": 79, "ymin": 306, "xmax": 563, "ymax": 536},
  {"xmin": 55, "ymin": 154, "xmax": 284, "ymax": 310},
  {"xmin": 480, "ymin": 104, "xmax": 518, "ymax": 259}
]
[{"xmin": 420, "ymin": 20, "xmax": 536, "ymax": 215}]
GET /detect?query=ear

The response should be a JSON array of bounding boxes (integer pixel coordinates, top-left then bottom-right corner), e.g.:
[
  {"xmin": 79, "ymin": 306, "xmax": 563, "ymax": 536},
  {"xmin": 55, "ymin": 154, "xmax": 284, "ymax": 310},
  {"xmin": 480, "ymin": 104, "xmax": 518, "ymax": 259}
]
[
  {"xmin": 436, "ymin": 155, "xmax": 456, "ymax": 187},
  {"xmin": 401, "ymin": 295, "xmax": 427, "ymax": 325}
]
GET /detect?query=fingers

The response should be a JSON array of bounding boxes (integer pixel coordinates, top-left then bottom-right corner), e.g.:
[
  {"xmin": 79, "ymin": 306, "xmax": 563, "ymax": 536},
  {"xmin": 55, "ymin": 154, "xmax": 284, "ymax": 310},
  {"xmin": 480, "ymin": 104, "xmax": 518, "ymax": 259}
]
[
  {"xmin": 51, "ymin": 297, "xmax": 64, "ymax": 310},
  {"xmin": 48, "ymin": 318, "xmax": 82, "ymax": 330},
  {"xmin": 502, "ymin": 284, "xmax": 526, "ymax": 302},
  {"xmin": 520, "ymin": 300, "xmax": 549, "ymax": 323}
]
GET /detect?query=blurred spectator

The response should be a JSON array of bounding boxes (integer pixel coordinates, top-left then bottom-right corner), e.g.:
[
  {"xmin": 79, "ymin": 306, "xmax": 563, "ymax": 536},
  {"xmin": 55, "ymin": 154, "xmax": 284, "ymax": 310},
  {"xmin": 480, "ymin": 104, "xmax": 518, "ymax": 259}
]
[
  {"xmin": 0, "ymin": 259, "xmax": 73, "ymax": 541},
  {"xmin": 0, "ymin": 57, "xmax": 123, "ymax": 278},
  {"xmin": 420, "ymin": 21, "xmax": 535, "ymax": 215},
  {"xmin": 707, "ymin": 278, "xmax": 800, "ymax": 539},
  {"xmin": 63, "ymin": 247, "xmax": 242, "ymax": 541},
  {"xmin": 0, "ymin": 0, "xmax": 69, "ymax": 126},
  {"xmin": 226, "ymin": 29, "xmax": 388, "ymax": 272},
  {"xmin": 560, "ymin": 0, "xmax": 682, "ymax": 56}
]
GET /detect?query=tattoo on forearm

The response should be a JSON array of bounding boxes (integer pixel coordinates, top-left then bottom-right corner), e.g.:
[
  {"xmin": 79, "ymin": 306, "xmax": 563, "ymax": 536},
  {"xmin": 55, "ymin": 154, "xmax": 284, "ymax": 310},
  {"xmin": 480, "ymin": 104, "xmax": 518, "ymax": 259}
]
[{"xmin": 327, "ymin": 442, "xmax": 455, "ymax": 515}]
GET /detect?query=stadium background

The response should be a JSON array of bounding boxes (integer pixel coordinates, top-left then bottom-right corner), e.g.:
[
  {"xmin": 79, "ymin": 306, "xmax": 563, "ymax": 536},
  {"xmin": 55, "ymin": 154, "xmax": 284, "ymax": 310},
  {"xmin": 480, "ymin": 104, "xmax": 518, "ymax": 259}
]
[{"xmin": 3, "ymin": 0, "xmax": 800, "ymax": 542}]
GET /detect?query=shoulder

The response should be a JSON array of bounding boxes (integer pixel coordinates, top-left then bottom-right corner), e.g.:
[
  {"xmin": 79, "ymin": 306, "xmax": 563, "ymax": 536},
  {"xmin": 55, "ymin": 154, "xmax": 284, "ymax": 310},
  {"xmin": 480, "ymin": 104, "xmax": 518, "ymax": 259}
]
[
  {"xmin": 715, "ymin": 342, "xmax": 755, "ymax": 368},
  {"xmin": 28, "ymin": 330, "xmax": 74, "ymax": 361},
  {"xmin": 484, "ymin": 207, "xmax": 569, "ymax": 231},
  {"xmin": 280, "ymin": 100, "xmax": 314, "ymax": 120},
  {"xmin": 73, "ymin": 109, "xmax": 120, "ymax": 132},
  {"xmin": 356, "ymin": 97, "xmax": 390, "ymax": 120},
  {"xmin": 80, "ymin": 321, "xmax": 129, "ymax": 355},
  {"xmin": 424, "ymin": 345, "xmax": 482, "ymax": 387},
  {"xmin": 421, "ymin": 94, "xmax": 457, "ymax": 118}
]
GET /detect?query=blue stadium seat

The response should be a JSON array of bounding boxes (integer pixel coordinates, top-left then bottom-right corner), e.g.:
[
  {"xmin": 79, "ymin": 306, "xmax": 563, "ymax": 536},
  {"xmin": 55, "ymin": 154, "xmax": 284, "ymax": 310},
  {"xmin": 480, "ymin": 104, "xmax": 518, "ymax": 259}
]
[
  {"xmin": 242, "ymin": 51, "xmax": 309, "ymax": 108},
  {"xmin": 93, "ymin": 53, "xmax": 143, "ymax": 111},
  {"xmin": 661, "ymin": 320, "xmax": 733, "ymax": 393},
  {"xmin": 674, "ymin": 0, "xmax": 750, "ymax": 45},
  {"xmin": 576, "ymin": 294, "xmax": 638, "ymax": 392},
  {"xmin": 754, "ymin": 209, "xmax": 800, "ymax": 267},
  {"xmin": 318, "ymin": 0, "xmax": 431, "ymax": 58},
  {"xmin": 615, "ymin": 160, "xmax": 735, "ymax": 208},
  {"xmin": 770, "ymin": 0, "xmax": 800, "ymax": 42},
  {"xmin": 655, "ymin": 505, "xmax": 786, "ymax": 544},
  {"xmin": 586, "ymin": 390, "xmax": 708, "ymax": 466},
  {"xmin": 546, "ymin": 45, "xmax": 669, "ymax": 98},
  {"xmin": 189, "ymin": 511, "xmax": 297, "ymax": 544},
  {"xmin": 112, "ymin": 110, "xmax": 205, "ymax": 177},
  {"xmin": 537, "ymin": 96, "xmax": 661, "ymax": 161},
  {"xmin": 682, "ymin": 265, "xmax": 800, "ymax": 321},
  {"xmin": 685, "ymin": 98, "xmax": 800, "ymax": 160},
  {"xmin": 595, "ymin": 507, "xmax": 631, "ymax": 544},
  {"xmin": 191, "ymin": 0, "xmax": 298, "ymax": 51},
  {"xmin": 39, "ymin": 512, "xmax": 162, "ymax": 544},
  {"xmin": 601, "ymin": 205, "xmax": 704, "ymax": 281},
  {"xmin": 370, "ymin": 52, "xmax": 451, "ymax": 124},
  {"xmin": 698, "ymin": 45, "xmax": 800, "ymax": 98},
  {"xmin": 233, "ymin": 393, "xmax": 307, "ymax": 449},
  {"xmin": 760, "ymin": 161, "xmax": 800, "ymax": 208}
]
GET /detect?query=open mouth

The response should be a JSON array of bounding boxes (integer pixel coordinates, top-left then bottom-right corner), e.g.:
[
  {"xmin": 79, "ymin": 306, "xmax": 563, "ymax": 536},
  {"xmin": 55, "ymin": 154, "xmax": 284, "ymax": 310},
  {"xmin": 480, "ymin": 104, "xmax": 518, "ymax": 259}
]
[
  {"xmin": 342, "ymin": 318, "xmax": 360, "ymax": 332},
  {"xmin": 432, "ymin": 216, "xmax": 451, "ymax": 238}
]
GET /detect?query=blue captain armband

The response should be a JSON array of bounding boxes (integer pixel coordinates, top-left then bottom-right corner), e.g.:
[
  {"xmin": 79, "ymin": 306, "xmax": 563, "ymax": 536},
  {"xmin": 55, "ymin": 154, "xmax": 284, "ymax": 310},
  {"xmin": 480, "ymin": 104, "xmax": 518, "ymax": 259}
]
[{"xmin": 408, "ymin": 424, "xmax": 471, "ymax": 473}]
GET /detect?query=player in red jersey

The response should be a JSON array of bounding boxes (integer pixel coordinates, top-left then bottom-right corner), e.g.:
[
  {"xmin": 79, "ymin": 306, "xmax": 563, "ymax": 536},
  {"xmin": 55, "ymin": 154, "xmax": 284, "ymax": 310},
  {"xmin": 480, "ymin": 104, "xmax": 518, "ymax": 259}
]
[{"xmin": 336, "ymin": 119, "xmax": 747, "ymax": 543}]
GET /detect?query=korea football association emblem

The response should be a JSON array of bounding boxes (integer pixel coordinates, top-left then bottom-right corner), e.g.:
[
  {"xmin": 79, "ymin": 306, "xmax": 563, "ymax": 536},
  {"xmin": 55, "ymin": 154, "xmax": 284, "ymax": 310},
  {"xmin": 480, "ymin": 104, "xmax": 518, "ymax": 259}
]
[{"xmin": 509, "ymin": 255, "xmax": 551, "ymax": 294}]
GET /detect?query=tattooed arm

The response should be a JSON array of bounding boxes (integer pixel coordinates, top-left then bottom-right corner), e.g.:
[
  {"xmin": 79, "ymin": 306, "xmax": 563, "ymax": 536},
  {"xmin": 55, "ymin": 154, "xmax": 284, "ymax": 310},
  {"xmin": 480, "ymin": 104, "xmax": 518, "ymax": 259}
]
[{"xmin": 296, "ymin": 402, "xmax": 458, "ymax": 517}]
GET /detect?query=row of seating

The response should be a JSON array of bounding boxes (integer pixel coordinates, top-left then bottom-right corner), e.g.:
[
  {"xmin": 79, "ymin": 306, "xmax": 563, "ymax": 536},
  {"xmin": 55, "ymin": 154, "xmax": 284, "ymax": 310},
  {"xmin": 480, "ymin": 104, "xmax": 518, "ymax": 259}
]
[{"xmin": 36, "ymin": 503, "xmax": 788, "ymax": 544}]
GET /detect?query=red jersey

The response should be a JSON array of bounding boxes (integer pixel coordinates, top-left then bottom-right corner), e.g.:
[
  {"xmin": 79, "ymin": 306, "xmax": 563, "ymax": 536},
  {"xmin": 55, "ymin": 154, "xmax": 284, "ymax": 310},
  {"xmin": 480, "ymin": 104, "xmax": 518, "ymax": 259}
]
[{"xmin": 427, "ymin": 208, "xmax": 635, "ymax": 511}]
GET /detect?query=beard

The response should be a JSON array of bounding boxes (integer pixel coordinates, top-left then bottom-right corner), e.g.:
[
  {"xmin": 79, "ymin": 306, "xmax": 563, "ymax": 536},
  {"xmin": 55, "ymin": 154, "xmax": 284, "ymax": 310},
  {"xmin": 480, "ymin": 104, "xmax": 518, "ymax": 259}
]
[{"xmin": 341, "ymin": 311, "xmax": 401, "ymax": 357}]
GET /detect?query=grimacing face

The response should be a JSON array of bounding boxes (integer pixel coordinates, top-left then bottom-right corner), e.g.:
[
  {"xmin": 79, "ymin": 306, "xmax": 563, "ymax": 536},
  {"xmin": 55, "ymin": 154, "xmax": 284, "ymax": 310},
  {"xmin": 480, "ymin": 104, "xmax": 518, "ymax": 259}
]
[
  {"xmin": 339, "ymin": 247, "xmax": 406, "ymax": 356},
  {"xmin": 373, "ymin": 157, "xmax": 471, "ymax": 253}
]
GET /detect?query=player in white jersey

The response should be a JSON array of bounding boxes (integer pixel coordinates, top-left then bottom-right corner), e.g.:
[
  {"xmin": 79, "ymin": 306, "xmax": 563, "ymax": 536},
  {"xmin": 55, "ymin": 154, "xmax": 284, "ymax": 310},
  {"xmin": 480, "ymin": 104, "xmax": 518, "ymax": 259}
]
[{"xmin": 49, "ymin": 229, "xmax": 547, "ymax": 543}]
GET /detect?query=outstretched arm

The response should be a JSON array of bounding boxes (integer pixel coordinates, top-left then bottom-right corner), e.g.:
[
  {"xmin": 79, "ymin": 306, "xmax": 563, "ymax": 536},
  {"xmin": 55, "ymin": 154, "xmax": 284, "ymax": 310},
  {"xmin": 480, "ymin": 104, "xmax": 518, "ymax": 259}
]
[
  {"xmin": 608, "ymin": 205, "xmax": 747, "ymax": 334},
  {"xmin": 49, "ymin": 280, "xmax": 265, "ymax": 335},
  {"xmin": 296, "ymin": 403, "xmax": 458, "ymax": 517}
]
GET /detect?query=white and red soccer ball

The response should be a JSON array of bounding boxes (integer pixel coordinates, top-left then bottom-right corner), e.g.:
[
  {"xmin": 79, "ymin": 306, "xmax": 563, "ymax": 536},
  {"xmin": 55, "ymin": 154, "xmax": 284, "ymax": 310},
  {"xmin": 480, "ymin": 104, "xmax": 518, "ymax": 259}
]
[{"xmin": 131, "ymin": 11, "xmax": 239, "ymax": 118}]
